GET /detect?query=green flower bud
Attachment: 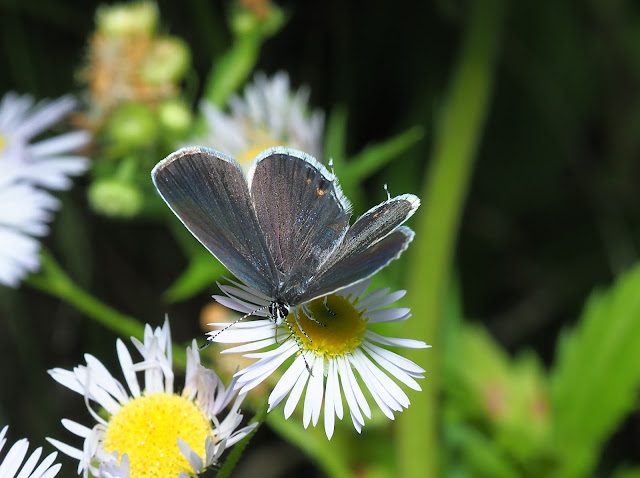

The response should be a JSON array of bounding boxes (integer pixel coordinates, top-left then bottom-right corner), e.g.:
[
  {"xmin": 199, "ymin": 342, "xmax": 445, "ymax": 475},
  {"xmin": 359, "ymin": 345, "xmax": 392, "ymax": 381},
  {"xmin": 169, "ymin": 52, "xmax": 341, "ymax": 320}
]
[
  {"xmin": 158, "ymin": 99, "xmax": 192, "ymax": 137},
  {"xmin": 96, "ymin": 1, "xmax": 158, "ymax": 36},
  {"xmin": 230, "ymin": 1, "xmax": 285, "ymax": 38},
  {"xmin": 140, "ymin": 37, "xmax": 190, "ymax": 84},
  {"xmin": 105, "ymin": 102, "xmax": 158, "ymax": 151},
  {"xmin": 88, "ymin": 178, "xmax": 143, "ymax": 218}
]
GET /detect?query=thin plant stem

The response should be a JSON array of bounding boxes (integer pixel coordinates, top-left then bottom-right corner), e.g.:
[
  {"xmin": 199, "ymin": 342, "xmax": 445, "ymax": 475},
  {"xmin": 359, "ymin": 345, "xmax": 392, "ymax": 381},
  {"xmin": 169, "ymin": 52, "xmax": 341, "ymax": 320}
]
[
  {"xmin": 266, "ymin": 413, "xmax": 354, "ymax": 478},
  {"xmin": 25, "ymin": 249, "xmax": 187, "ymax": 368},
  {"xmin": 396, "ymin": 0, "xmax": 507, "ymax": 476}
]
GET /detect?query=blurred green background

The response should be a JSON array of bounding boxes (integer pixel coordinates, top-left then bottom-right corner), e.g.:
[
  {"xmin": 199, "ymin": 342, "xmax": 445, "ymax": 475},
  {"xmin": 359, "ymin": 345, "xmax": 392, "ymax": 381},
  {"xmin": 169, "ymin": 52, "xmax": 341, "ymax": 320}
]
[{"xmin": 2, "ymin": 0, "xmax": 640, "ymax": 476}]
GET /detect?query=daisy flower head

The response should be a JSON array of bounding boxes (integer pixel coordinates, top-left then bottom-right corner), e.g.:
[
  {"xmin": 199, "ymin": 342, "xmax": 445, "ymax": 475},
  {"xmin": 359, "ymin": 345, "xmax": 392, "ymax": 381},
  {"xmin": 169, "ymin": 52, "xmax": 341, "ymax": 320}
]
[
  {"xmin": 197, "ymin": 71, "xmax": 324, "ymax": 168},
  {"xmin": 208, "ymin": 278, "xmax": 430, "ymax": 439},
  {"xmin": 0, "ymin": 92, "xmax": 89, "ymax": 287},
  {"xmin": 0, "ymin": 92, "xmax": 89, "ymax": 190},
  {"xmin": 47, "ymin": 319, "xmax": 256, "ymax": 478},
  {"xmin": 0, "ymin": 425, "xmax": 61, "ymax": 478}
]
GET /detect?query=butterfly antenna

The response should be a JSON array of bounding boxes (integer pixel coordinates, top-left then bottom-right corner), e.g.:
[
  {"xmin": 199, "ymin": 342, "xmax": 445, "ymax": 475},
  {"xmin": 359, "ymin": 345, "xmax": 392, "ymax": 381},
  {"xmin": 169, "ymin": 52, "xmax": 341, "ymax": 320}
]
[
  {"xmin": 282, "ymin": 315, "xmax": 313, "ymax": 375},
  {"xmin": 384, "ymin": 183, "xmax": 391, "ymax": 201},
  {"xmin": 200, "ymin": 304, "xmax": 270, "ymax": 350}
]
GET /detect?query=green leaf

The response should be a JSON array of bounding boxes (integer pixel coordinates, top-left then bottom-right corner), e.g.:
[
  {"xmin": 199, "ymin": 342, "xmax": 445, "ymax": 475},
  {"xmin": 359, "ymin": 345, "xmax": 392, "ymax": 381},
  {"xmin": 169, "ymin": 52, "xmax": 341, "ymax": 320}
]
[
  {"xmin": 342, "ymin": 125, "xmax": 424, "ymax": 186},
  {"xmin": 445, "ymin": 423, "xmax": 521, "ymax": 478},
  {"xmin": 550, "ymin": 262, "xmax": 640, "ymax": 477},
  {"xmin": 612, "ymin": 467, "xmax": 640, "ymax": 478},
  {"xmin": 201, "ymin": 4, "xmax": 286, "ymax": 109}
]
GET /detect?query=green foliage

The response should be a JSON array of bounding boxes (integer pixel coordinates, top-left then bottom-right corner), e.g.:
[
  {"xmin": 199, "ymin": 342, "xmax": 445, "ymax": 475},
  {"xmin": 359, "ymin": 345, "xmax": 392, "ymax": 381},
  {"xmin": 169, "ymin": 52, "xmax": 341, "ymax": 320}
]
[
  {"xmin": 163, "ymin": 248, "xmax": 227, "ymax": 303},
  {"xmin": 201, "ymin": 2, "xmax": 286, "ymax": 108},
  {"xmin": 550, "ymin": 263, "xmax": 640, "ymax": 477}
]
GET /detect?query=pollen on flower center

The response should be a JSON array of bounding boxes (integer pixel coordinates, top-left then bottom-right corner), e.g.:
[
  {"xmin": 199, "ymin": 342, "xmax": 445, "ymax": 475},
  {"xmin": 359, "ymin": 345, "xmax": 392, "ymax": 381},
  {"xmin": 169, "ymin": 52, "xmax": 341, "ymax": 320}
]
[
  {"xmin": 287, "ymin": 294, "xmax": 367, "ymax": 358},
  {"xmin": 103, "ymin": 393, "xmax": 211, "ymax": 477}
]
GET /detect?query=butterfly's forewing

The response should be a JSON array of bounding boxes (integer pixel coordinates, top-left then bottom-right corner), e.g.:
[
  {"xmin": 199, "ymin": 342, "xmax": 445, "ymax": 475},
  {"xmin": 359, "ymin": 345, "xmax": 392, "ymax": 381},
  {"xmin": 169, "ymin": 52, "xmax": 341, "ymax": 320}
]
[
  {"xmin": 152, "ymin": 147, "xmax": 279, "ymax": 295},
  {"xmin": 248, "ymin": 148, "xmax": 352, "ymax": 293},
  {"xmin": 289, "ymin": 194, "xmax": 420, "ymax": 305}
]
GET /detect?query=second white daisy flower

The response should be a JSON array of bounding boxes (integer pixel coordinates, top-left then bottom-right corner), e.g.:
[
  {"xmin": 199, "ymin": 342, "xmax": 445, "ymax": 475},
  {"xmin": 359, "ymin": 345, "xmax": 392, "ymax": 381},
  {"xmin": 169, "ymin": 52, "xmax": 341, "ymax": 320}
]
[
  {"xmin": 197, "ymin": 71, "xmax": 324, "ymax": 168},
  {"xmin": 47, "ymin": 319, "xmax": 256, "ymax": 478}
]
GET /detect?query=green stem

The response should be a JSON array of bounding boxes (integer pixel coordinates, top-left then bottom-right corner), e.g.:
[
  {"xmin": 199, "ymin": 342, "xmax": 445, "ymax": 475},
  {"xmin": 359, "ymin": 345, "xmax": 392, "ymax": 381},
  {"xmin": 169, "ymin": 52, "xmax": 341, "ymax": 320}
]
[
  {"xmin": 25, "ymin": 250, "xmax": 187, "ymax": 368},
  {"xmin": 346, "ymin": 125, "xmax": 425, "ymax": 182},
  {"xmin": 266, "ymin": 413, "xmax": 353, "ymax": 478},
  {"xmin": 216, "ymin": 401, "xmax": 268, "ymax": 478},
  {"xmin": 203, "ymin": 36, "xmax": 259, "ymax": 108},
  {"xmin": 396, "ymin": 1, "xmax": 506, "ymax": 476}
]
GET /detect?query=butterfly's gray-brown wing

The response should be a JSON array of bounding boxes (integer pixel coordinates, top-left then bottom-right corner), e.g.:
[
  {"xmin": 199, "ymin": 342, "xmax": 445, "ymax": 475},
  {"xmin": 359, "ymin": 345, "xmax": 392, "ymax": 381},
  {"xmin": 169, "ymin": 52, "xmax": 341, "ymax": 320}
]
[
  {"xmin": 152, "ymin": 146, "xmax": 279, "ymax": 295},
  {"xmin": 289, "ymin": 194, "xmax": 420, "ymax": 305},
  {"xmin": 247, "ymin": 147, "xmax": 352, "ymax": 296}
]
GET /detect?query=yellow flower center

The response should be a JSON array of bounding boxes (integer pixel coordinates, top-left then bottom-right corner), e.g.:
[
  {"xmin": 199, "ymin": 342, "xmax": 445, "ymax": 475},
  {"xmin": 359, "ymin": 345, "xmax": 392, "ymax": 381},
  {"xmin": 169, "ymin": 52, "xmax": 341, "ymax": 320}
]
[
  {"xmin": 236, "ymin": 136, "xmax": 281, "ymax": 167},
  {"xmin": 287, "ymin": 294, "xmax": 367, "ymax": 358},
  {"xmin": 0, "ymin": 134, "xmax": 5, "ymax": 153},
  {"xmin": 103, "ymin": 393, "xmax": 212, "ymax": 477}
]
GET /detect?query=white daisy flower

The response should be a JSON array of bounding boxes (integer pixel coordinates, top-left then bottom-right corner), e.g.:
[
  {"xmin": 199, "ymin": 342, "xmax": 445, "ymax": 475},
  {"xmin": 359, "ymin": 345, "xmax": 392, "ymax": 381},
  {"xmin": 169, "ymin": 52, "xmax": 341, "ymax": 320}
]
[
  {"xmin": 0, "ymin": 92, "xmax": 90, "ymax": 287},
  {"xmin": 197, "ymin": 71, "xmax": 324, "ymax": 168},
  {"xmin": 0, "ymin": 92, "xmax": 90, "ymax": 190},
  {"xmin": 208, "ymin": 278, "xmax": 430, "ymax": 439},
  {"xmin": 47, "ymin": 319, "xmax": 256, "ymax": 478},
  {"xmin": 0, "ymin": 425, "xmax": 61, "ymax": 478}
]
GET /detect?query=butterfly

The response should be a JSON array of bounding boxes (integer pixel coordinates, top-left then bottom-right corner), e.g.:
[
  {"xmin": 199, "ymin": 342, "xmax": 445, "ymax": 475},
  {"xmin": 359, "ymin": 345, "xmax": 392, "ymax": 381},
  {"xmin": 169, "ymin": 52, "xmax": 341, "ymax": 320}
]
[{"xmin": 152, "ymin": 146, "xmax": 419, "ymax": 328}]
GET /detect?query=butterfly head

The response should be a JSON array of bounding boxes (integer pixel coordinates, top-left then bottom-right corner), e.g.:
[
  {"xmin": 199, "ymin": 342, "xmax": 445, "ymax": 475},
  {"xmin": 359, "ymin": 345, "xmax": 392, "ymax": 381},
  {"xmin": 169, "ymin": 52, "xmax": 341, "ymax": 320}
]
[{"xmin": 268, "ymin": 300, "xmax": 290, "ymax": 325}]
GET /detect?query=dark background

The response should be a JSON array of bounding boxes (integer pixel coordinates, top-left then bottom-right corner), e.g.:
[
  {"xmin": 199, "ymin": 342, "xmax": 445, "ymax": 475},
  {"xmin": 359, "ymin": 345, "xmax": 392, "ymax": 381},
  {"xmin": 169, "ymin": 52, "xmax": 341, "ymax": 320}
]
[{"xmin": 1, "ymin": 0, "xmax": 640, "ymax": 475}]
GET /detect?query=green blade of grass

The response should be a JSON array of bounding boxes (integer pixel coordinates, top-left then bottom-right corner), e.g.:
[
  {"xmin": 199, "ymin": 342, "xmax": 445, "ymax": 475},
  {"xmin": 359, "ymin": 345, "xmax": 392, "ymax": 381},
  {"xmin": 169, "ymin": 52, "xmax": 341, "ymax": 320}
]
[{"xmin": 396, "ymin": 0, "xmax": 507, "ymax": 476}]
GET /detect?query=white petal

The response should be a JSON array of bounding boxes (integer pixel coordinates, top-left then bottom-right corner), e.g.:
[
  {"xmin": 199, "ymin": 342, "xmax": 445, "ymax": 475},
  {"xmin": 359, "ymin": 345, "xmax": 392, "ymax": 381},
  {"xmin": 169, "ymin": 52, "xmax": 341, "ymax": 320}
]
[
  {"xmin": 363, "ymin": 342, "xmax": 426, "ymax": 375},
  {"xmin": 213, "ymin": 327, "xmax": 275, "ymax": 344},
  {"xmin": 0, "ymin": 438, "xmax": 28, "ymax": 476},
  {"xmin": 365, "ymin": 289, "xmax": 406, "ymax": 309},
  {"xmin": 309, "ymin": 358, "xmax": 325, "ymax": 427},
  {"xmin": 340, "ymin": 356, "xmax": 371, "ymax": 419},
  {"xmin": 177, "ymin": 438, "xmax": 203, "ymax": 473},
  {"xmin": 302, "ymin": 356, "xmax": 318, "ymax": 428},
  {"xmin": 329, "ymin": 361, "xmax": 343, "ymax": 420},
  {"xmin": 268, "ymin": 355, "xmax": 307, "ymax": 411},
  {"xmin": 356, "ymin": 349, "xmax": 410, "ymax": 408},
  {"xmin": 60, "ymin": 420, "xmax": 91, "ymax": 438},
  {"xmin": 362, "ymin": 343, "xmax": 423, "ymax": 390},
  {"xmin": 356, "ymin": 287, "xmax": 390, "ymax": 309},
  {"xmin": 366, "ymin": 308, "xmax": 411, "ymax": 324},
  {"xmin": 221, "ymin": 337, "xmax": 277, "ymax": 354},
  {"xmin": 284, "ymin": 357, "xmax": 311, "ymax": 418},
  {"xmin": 45, "ymin": 438, "xmax": 82, "ymax": 460},
  {"xmin": 336, "ymin": 356, "xmax": 365, "ymax": 429},
  {"xmin": 349, "ymin": 355, "xmax": 397, "ymax": 419},
  {"xmin": 29, "ymin": 130, "xmax": 89, "ymax": 157},
  {"xmin": 324, "ymin": 360, "xmax": 337, "ymax": 439},
  {"xmin": 364, "ymin": 331, "xmax": 430, "ymax": 349}
]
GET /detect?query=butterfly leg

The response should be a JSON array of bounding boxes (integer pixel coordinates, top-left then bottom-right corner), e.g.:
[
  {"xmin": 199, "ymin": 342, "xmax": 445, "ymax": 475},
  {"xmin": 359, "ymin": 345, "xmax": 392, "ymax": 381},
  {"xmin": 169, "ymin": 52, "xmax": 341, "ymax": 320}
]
[
  {"xmin": 322, "ymin": 296, "xmax": 337, "ymax": 317},
  {"xmin": 302, "ymin": 303, "xmax": 327, "ymax": 326},
  {"xmin": 283, "ymin": 315, "xmax": 313, "ymax": 375}
]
